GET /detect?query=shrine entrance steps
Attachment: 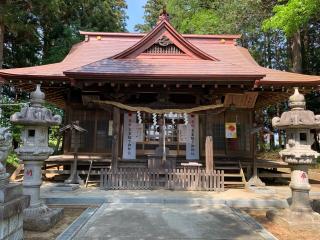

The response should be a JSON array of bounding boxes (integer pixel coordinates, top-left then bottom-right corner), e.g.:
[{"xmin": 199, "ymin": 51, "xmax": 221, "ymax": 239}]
[
  {"xmin": 215, "ymin": 160, "xmax": 246, "ymax": 188},
  {"xmin": 101, "ymin": 168, "xmax": 224, "ymax": 191}
]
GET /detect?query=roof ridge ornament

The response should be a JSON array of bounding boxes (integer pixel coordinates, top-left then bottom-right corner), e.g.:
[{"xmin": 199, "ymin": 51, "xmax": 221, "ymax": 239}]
[{"xmin": 157, "ymin": 6, "xmax": 170, "ymax": 24}]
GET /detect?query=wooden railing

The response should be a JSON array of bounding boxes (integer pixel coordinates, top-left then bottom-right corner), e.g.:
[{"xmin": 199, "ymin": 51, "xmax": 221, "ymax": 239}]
[{"xmin": 101, "ymin": 168, "xmax": 224, "ymax": 191}]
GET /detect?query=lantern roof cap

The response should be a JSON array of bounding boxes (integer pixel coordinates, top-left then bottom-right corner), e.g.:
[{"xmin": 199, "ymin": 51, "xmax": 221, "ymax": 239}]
[
  {"xmin": 272, "ymin": 88, "xmax": 320, "ymax": 129},
  {"xmin": 10, "ymin": 85, "xmax": 61, "ymax": 126},
  {"xmin": 289, "ymin": 87, "xmax": 306, "ymax": 110},
  {"xmin": 30, "ymin": 84, "xmax": 45, "ymax": 107}
]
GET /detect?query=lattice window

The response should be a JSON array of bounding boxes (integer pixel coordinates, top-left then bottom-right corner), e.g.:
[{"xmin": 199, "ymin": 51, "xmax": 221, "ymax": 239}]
[{"xmin": 143, "ymin": 35, "xmax": 185, "ymax": 55}]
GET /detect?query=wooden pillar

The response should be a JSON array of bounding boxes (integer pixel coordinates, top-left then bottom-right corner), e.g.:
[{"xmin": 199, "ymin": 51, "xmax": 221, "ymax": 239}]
[
  {"xmin": 246, "ymin": 112, "xmax": 265, "ymax": 187},
  {"xmin": 205, "ymin": 136, "xmax": 214, "ymax": 173},
  {"xmin": 252, "ymin": 133, "xmax": 258, "ymax": 177},
  {"xmin": 112, "ymin": 107, "xmax": 120, "ymax": 169}
]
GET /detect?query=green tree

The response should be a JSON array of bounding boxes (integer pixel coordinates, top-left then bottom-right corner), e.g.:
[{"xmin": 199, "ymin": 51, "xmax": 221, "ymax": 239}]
[
  {"xmin": 0, "ymin": 0, "xmax": 5, "ymax": 68},
  {"xmin": 135, "ymin": 0, "xmax": 166, "ymax": 32},
  {"xmin": 263, "ymin": 0, "xmax": 320, "ymax": 114},
  {"xmin": 34, "ymin": 0, "xmax": 127, "ymax": 63},
  {"xmin": 263, "ymin": 0, "xmax": 320, "ymax": 73},
  {"xmin": 0, "ymin": 0, "xmax": 128, "ymax": 68},
  {"xmin": 137, "ymin": 0, "xmax": 288, "ymax": 70},
  {"xmin": 0, "ymin": 85, "xmax": 27, "ymax": 144},
  {"xmin": 263, "ymin": 0, "xmax": 320, "ymax": 36},
  {"xmin": 1, "ymin": 1, "xmax": 42, "ymax": 68}
]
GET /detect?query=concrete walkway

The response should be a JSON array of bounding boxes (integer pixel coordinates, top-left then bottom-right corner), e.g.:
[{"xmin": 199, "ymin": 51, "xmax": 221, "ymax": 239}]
[
  {"xmin": 73, "ymin": 203, "xmax": 276, "ymax": 240},
  {"xmin": 50, "ymin": 183, "xmax": 320, "ymax": 239},
  {"xmin": 41, "ymin": 182, "xmax": 320, "ymax": 209}
]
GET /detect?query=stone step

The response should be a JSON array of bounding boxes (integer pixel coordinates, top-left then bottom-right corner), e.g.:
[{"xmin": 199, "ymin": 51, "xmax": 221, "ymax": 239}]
[
  {"xmin": 224, "ymin": 181, "xmax": 246, "ymax": 185},
  {"xmin": 215, "ymin": 166, "xmax": 240, "ymax": 170},
  {"xmin": 224, "ymin": 173, "xmax": 243, "ymax": 177}
]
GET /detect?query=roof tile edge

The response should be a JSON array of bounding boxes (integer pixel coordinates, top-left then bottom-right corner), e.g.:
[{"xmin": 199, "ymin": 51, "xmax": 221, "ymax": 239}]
[{"xmin": 79, "ymin": 31, "xmax": 241, "ymax": 40}]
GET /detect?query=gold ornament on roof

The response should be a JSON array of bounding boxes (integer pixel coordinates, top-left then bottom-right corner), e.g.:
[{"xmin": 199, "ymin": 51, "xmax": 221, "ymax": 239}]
[{"xmin": 158, "ymin": 35, "xmax": 172, "ymax": 47}]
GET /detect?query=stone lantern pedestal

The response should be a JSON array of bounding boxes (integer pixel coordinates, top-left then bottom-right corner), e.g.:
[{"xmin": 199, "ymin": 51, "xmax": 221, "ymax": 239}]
[
  {"xmin": 11, "ymin": 85, "xmax": 63, "ymax": 231},
  {"xmin": 0, "ymin": 128, "xmax": 29, "ymax": 240},
  {"xmin": 267, "ymin": 88, "xmax": 320, "ymax": 228}
]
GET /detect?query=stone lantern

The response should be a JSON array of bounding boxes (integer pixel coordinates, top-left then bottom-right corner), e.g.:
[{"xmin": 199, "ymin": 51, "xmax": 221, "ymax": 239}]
[
  {"xmin": 10, "ymin": 84, "xmax": 63, "ymax": 231},
  {"xmin": 269, "ymin": 87, "xmax": 320, "ymax": 226}
]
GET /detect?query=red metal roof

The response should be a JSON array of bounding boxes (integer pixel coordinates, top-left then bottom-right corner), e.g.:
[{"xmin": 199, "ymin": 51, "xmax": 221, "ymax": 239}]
[
  {"xmin": 65, "ymin": 58, "xmax": 264, "ymax": 81},
  {"xmin": 0, "ymin": 19, "xmax": 319, "ymax": 86}
]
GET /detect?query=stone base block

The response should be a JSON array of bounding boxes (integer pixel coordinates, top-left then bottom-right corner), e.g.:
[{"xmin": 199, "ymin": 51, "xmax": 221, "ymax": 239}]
[
  {"xmin": 0, "ymin": 183, "xmax": 23, "ymax": 203},
  {"xmin": 65, "ymin": 175, "xmax": 84, "ymax": 185},
  {"xmin": 247, "ymin": 186, "xmax": 276, "ymax": 195},
  {"xmin": 267, "ymin": 208, "xmax": 320, "ymax": 230},
  {"xmin": 0, "ymin": 183, "xmax": 29, "ymax": 240},
  {"xmin": 312, "ymin": 199, "xmax": 320, "ymax": 213},
  {"xmin": 23, "ymin": 205, "xmax": 64, "ymax": 232},
  {"xmin": 0, "ymin": 211, "xmax": 24, "ymax": 240},
  {"xmin": 50, "ymin": 183, "xmax": 80, "ymax": 192},
  {"xmin": 246, "ymin": 176, "xmax": 266, "ymax": 188},
  {"xmin": 0, "ymin": 179, "xmax": 9, "ymax": 189}
]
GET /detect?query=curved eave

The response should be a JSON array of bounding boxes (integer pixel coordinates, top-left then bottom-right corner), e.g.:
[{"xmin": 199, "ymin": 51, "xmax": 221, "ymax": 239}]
[
  {"xmin": 256, "ymin": 79, "xmax": 320, "ymax": 87},
  {"xmin": 0, "ymin": 72, "xmax": 69, "ymax": 82},
  {"xmin": 0, "ymin": 73, "xmax": 69, "ymax": 109},
  {"xmin": 255, "ymin": 68, "xmax": 320, "ymax": 87}
]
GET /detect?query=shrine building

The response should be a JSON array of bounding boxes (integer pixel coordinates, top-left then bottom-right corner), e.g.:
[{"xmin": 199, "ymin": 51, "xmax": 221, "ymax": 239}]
[{"xmin": 1, "ymin": 13, "xmax": 320, "ymax": 188}]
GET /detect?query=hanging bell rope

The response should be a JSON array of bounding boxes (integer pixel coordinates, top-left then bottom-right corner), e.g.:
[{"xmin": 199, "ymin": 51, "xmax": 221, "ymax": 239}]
[{"xmin": 93, "ymin": 100, "xmax": 224, "ymax": 114}]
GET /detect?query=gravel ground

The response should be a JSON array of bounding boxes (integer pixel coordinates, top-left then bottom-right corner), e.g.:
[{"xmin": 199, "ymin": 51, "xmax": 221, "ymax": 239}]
[
  {"xmin": 246, "ymin": 209, "xmax": 320, "ymax": 240},
  {"xmin": 24, "ymin": 206, "xmax": 86, "ymax": 240}
]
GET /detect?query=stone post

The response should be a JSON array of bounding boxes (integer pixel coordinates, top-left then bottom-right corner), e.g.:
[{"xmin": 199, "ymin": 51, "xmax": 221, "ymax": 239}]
[
  {"xmin": 0, "ymin": 128, "xmax": 29, "ymax": 240},
  {"xmin": 290, "ymin": 164, "xmax": 312, "ymax": 212},
  {"xmin": 268, "ymin": 87, "xmax": 320, "ymax": 227},
  {"xmin": 10, "ymin": 84, "xmax": 63, "ymax": 231}
]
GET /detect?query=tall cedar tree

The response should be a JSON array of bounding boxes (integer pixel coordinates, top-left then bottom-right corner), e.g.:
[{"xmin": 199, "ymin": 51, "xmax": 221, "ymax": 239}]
[{"xmin": 1, "ymin": 0, "xmax": 127, "ymax": 68}]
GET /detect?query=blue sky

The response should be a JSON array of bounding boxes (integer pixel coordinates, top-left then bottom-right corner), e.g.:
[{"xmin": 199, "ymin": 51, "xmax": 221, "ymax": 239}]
[{"xmin": 126, "ymin": 0, "xmax": 147, "ymax": 32}]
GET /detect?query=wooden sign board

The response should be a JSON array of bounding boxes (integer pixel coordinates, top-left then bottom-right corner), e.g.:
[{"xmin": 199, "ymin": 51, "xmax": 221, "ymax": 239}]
[
  {"xmin": 224, "ymin": 92, "xmax": 258, "ymax": 108},
  {"xmin": 82, "ymin": 95, "xmax": 100, "ymax": 105},
  {"xmin": 225, "ymin": 123, "xmax": 237, "ymax": 138}
]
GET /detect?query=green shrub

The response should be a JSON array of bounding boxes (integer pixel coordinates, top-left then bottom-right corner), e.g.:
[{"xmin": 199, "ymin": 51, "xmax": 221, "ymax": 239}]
[{"xmin": 6, "ymin": 152, "xmax": 19, "ymax": 168}]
